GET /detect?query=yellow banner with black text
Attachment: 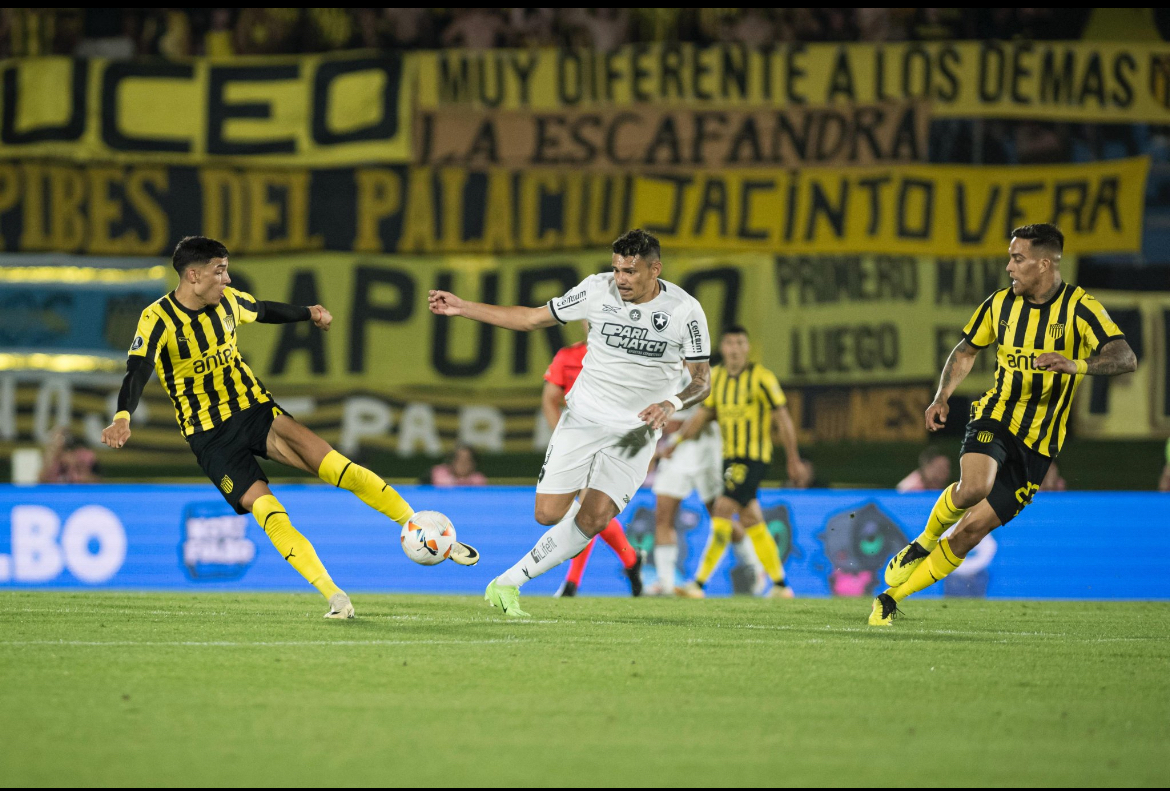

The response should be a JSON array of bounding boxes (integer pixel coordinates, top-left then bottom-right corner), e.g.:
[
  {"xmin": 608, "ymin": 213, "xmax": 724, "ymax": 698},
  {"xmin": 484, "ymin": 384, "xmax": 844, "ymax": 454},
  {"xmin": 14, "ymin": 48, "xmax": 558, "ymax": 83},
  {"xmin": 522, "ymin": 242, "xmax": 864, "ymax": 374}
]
[
  {"xmin": 419, "ymin": 41, "xmax": 1170, "ymax": 122},
  {"xmin": 0, "ymin": 159, "xmax": 1147, "ymax": 256},
  {"xmin": 0, "ymin": 53, "xmax": 412, "ymax": 166}
]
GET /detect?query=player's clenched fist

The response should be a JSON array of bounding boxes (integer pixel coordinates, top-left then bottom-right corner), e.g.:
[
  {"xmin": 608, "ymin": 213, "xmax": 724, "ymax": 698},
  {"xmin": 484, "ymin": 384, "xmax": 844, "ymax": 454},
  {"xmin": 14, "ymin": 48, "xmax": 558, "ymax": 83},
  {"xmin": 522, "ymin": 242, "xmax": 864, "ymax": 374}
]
[
  {"xmin": 925, "ymin": 399, "xmax": 949, "ymax": 432},
  {"xmin": 1034, "ymin": 352, "xmax": 1076, "ymax": 375},
  {"xmin": 308, "ymin": 305, "xmax": 332, "ymax": 331},
  {"xmin": 101, "ymin": 418, "xmax": 131, "ymax": 449},
  {"xmin": 429, "ymin": 290, "xmax": 463, "ymax": 316}
]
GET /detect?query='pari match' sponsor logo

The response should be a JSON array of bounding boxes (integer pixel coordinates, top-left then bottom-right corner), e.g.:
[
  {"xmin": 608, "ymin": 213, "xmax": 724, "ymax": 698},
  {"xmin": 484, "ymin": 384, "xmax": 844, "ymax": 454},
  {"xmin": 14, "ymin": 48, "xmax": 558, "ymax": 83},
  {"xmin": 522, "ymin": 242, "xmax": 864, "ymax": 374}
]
[
  {"xmin": 180, "ymin": 501, "xmax": 256, "ymax": 580},
  {"xmin": 602, "ymin": 323, "xmax": 667, "ymax": 357}
]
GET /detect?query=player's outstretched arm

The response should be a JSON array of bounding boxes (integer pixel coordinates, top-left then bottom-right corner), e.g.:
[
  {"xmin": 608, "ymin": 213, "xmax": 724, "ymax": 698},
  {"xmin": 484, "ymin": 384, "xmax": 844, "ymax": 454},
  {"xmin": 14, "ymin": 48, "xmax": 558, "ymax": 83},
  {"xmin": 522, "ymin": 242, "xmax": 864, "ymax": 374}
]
[
  {"xmin": 926, "ymin": 338, "xmax": 980, "ymax": 432},
  {"xmin": 428, "ymin": 290, "xmax": 557, "ymax": 332},
  {"xmin": 1035, "ymin": 339, "xmax": 1137, "ymax": 376},
  {"xmin": 541, "ymin": 381, "xmax": 566, "ymax": 430},
  {"xmin": 661, "ymin": 406, "xmax": 714, "ymax": 458}
]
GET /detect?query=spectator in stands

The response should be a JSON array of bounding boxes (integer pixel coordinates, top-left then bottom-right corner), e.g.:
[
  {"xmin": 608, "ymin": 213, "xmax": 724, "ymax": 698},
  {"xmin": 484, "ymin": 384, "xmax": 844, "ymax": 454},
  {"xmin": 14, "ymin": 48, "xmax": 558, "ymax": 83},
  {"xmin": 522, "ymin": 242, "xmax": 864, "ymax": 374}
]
[
  {"xmin": 140, "ymin": 9, "xmax": 194, "ymax": 59},
  {"xmin": 563, "ymin": 8, "xmax": 630, "ymax": 51},
  {"xmin": 74, "ymin": 8, "xmax": 137, "ymax": 60},
  {"xmin": 234, "ymin": 8, "xmax": 300, "ymax": 55},
  {"xmin": 39, "ymin": 429, "xmax": 99, "ymax": 484},
  {"xmin": 1041, "ymin": 461, "xmax": 1067, "ymax": 492},
  {"xmin": 717, "ymin": 9, "xmax": 777, "ymax": 48},
  {"xmin": 204, "ymin": 8, "xmax": 235, "ymax": 57},
  {"xmin": 431, "ymin": 445, "xmax": 488, "ymax": 487},
  {"xmin": 442, "ymin": 8, "xmax": 509, "ymax": 50},
  {"xmin": 896, "ymin": 446, "xmax": 952, "ymax": 492}
]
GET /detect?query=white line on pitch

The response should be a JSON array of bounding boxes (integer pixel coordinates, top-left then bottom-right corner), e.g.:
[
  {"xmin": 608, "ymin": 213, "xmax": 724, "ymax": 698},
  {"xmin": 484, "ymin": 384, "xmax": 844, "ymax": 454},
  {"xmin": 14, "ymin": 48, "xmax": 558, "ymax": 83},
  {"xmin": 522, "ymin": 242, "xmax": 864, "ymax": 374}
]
[{"xmin": 0, "ymin": 638, "xmax": 522, "ymax": 647}]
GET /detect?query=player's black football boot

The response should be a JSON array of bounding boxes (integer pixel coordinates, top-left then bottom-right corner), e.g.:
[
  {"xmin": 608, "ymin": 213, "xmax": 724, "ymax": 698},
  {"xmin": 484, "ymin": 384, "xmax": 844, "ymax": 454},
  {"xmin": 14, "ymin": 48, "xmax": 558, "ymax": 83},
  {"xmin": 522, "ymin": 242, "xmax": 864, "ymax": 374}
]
[
  {"xmin": 626, "ymin": 553, "xmax": 644, "ymax": 597},
  {"xmin": 556, "ymin": 580, "xmax": 578, "ymax": 597}
]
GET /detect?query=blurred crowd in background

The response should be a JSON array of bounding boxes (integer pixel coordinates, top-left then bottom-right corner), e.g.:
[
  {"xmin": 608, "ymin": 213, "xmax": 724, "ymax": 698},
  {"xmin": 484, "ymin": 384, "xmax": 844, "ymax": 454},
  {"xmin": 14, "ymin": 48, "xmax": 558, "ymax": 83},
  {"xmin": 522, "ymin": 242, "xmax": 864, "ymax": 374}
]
[{"xmin": 3, "ymin": 8, "xmax": 1166, "ymax": 60}]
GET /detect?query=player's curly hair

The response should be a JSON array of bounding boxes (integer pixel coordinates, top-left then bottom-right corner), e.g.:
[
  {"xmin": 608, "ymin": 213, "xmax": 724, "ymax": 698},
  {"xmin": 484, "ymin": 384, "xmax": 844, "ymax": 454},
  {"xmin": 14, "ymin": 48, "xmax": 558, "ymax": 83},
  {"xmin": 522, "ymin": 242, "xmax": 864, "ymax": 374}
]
[
  {"xmin": 173, "ymin": 236, "xmax": 230, "ymax": 275},
  {"xmin": 1011, "ymin": 223, "xmax": 1063, "ymax": 254},
  {"xmin": 612, "ymin": 229, "xmax": 661, "ymax": 262}
]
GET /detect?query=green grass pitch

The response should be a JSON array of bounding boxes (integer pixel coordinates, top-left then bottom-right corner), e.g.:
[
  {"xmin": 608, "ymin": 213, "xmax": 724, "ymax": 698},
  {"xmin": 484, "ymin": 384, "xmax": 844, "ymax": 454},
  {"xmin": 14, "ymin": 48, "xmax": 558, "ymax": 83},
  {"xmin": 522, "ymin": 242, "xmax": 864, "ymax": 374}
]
[{"xmin": 2, "ymin": 592, "xmax": 1167, "ymax": 787}]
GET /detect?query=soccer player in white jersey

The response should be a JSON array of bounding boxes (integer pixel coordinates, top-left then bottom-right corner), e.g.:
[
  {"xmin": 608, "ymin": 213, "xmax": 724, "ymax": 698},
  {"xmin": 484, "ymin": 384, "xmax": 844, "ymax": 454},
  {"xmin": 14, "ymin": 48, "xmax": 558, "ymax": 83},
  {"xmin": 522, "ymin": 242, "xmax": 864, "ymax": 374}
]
[
  {"xmin": 428, "ymin": 229, "xmax": 712, "ymax": 616},
  {"xmin": 650, "ymin": 378, "xmax": 766, "ymax": 596}
]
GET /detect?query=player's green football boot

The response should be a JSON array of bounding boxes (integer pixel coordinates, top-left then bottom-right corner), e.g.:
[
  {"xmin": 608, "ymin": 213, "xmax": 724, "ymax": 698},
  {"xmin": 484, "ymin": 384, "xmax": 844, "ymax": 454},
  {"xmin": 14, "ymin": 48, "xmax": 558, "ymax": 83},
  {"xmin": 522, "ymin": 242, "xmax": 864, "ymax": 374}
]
[
  {"xmin": 884, "ymin": 541, "xmax": 931, "ymax": 587},
  {"xmin": 868, "ymin": 592, "xmax": 900, "ymax": 627},
  {"xmin": 485, "ymin": 579, "xmax": 530, "ymax": 617}
]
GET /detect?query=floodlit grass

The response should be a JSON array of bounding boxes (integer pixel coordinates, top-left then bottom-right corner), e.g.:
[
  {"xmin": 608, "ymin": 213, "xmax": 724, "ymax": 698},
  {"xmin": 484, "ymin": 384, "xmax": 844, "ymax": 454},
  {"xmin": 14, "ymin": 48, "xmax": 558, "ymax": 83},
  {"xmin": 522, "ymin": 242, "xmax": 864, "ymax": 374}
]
[{"xmin": 2, "ymin": 592, "xmax": 1167, "ymax": 787}]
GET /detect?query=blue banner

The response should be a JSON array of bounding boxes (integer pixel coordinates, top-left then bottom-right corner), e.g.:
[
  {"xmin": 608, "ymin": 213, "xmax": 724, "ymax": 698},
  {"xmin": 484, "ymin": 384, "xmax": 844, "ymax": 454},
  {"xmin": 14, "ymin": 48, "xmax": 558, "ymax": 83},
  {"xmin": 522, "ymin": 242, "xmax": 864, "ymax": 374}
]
[{"xmin": 0, "ymin": 484, "xmax": 1165, "ymax": 600}]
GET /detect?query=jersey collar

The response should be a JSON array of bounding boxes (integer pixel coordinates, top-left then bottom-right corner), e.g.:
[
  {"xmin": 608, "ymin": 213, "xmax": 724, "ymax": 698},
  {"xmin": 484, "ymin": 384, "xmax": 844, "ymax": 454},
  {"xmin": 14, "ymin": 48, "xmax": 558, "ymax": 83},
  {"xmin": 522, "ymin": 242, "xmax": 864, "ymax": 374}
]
[
  {"xmin": 1023, "ymin": 281, "xmax": 1066, "ymax": 309},
  {"xmin": 168, "ymin": 290, "xmax": 216, "ymax": 317}
]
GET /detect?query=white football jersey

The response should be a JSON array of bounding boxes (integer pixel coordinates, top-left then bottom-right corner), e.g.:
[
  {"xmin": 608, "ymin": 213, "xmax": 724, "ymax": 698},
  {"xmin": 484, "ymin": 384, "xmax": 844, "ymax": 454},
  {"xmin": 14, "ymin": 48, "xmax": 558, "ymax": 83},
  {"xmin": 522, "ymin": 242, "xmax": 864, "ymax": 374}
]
[{"xmin": 548, "ymin": 273, "xmax": 711, "ymax": 429}]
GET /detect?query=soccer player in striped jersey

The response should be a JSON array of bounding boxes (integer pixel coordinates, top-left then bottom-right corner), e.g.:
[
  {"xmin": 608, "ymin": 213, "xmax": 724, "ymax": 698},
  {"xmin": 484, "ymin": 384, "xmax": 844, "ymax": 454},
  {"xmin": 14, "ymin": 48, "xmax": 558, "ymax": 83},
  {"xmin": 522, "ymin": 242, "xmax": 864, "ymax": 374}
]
[
  {"xmin": 101, "ymin": 236, "xmax": 478, "ymax": 620},
  {"xmin": 668, "ymin": 325, "xmax": 803, "ymax": 598},
  {"xmin": 871, "ymin": 223, "xmax": 1137, "ymax": 625}
]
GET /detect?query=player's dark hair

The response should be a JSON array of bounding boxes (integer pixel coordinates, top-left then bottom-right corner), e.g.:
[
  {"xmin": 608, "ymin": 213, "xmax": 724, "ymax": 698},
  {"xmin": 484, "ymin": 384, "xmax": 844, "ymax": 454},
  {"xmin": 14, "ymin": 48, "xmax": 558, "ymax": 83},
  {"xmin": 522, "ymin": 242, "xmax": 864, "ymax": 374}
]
[
  {"xmin": 1011, "ymin": 223, "xmax": 1064, "ymax": 256},
  {"xmin": 172, "ymin": 236, "xmax": 230, "ymax": 275},
  {"xmin": 612, "ymin": 229, "xmax": 661, "ymax": 262},
  {"xmin": 721, "ymin": 324, "xmax": 750, "ymax": 338}
]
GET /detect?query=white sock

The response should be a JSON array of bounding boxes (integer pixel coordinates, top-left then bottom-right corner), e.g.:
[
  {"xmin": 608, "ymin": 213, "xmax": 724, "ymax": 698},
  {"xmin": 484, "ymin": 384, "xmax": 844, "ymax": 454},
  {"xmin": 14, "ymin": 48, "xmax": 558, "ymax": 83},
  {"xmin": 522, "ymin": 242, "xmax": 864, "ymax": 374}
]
[
  {"xmin": 654, "ymin": 544, "xmax": 678, "ymax": 592},
  {"xmin": 497, "ymin": 501, "xmax": 588, "ymax": 587},
  {"xmin": 731, "ymin": 537, "xmax": 760, "ymax": 571}
]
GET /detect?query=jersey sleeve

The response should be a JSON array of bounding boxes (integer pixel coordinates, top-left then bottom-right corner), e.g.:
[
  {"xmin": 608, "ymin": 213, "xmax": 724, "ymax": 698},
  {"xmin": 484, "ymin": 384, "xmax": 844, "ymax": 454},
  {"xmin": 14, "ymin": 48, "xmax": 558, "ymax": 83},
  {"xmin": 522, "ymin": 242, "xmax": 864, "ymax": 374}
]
[
  {"xmin": 1074, "ymin": 294, "xmax": 1125, "ymax": 353},
  {"xmin": 681, "ymin": 301, "xmax": 711, "ymax": 361},
  {"xmin": 127, "ymin": 306, "xmax": 167, "ymax": 364},
  {"xmin": 547, "ymin": 276, "xmax": 599, "ymax": 324},
  {"xmin": 961, "ymin": 294, "xmax": 996, "ymax": 348},
  {"xmin": 227, "ymin": 286, "xmax": 261, "ymax": 325},
  {"xmin": 757, "ymin": 368, "xmax": 787, "ymax": 409},
  {"xmin": 544, "ymin": 349, "xmax": 568, "ymax": 387}
]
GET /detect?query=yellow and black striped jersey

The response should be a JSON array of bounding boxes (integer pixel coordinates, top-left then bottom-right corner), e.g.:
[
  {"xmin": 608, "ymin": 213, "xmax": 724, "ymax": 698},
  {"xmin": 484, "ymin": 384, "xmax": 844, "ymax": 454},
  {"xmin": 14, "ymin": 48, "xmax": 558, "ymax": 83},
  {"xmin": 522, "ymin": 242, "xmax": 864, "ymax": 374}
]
[
  {"xmin": 128, "ymin": 287, "xmax": 271, "ymax": 437},
  {"xmin": 962, "ymin": 283, "xmax": 1124, "ymax": 457},
  {"xmin": 703, "ymin": 363, "xmax": 787, "ymax": 463}
]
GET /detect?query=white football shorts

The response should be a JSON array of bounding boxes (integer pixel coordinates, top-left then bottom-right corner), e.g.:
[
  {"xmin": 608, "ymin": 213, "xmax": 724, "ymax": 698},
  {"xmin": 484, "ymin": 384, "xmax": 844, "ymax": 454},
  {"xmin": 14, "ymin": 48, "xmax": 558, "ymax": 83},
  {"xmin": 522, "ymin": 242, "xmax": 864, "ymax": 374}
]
[
  {"xmin": 536, "ymin": 408, "xmax": 660, "ymax": 512},
  {"xmin": 652, "ymin": 425, "xmax": 723, "ymax": 503}
]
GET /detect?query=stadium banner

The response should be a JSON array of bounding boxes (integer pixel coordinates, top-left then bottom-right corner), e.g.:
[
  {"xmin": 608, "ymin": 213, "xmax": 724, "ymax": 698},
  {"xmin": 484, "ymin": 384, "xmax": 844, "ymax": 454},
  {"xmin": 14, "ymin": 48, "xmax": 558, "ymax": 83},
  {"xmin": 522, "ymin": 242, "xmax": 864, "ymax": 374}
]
[
  {"xmin": 0, "ymin": 252, "xmax": 1086, "ymax": 459},
  {"xmin": 414, "ymin": 101, "xmax": 929, "ymax": 170},
  {"xmin": 1072, "ymin": 291, "xmax": 1170, "ymax": 438},
  {"xmin": 0, "ymin": 53, "xmax": 412, "ymax": 166},
  {"xmin": 0, "ymin": 158, "xmax": 1148, "ymax": 256},
  {"xmin": 0, "ymin": 484, "xmax": 1166, "ymax": 600},
  {"xmin": 419, "ymin": 41, "xmax": 1170, "ymax": 123}
]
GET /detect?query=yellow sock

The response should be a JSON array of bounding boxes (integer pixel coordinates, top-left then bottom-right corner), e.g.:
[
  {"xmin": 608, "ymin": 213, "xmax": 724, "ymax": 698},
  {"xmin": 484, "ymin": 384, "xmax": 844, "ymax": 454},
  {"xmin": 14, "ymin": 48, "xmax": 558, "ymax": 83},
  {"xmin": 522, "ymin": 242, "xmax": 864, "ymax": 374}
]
[
  {"xmin": 319, "ymin": 450, "xmax": 413, "ymax": 526},
  {"xmin": 890, "ymin": 538, "xmax": 963, "ymax": 602},
  {"xmin": 694, "ymin": 517, "xmax": 733, "ymax": 584},
  {"xmin": 916, "ymin": 484, "xmax": 965, "ymax": 551},
  {"xmin": 252, "ymin": 494, "xmax": 342, "ymax": 600},
  {"xmin": 745, "ymin": 522, "xmax": 786, "ymax": 585}
]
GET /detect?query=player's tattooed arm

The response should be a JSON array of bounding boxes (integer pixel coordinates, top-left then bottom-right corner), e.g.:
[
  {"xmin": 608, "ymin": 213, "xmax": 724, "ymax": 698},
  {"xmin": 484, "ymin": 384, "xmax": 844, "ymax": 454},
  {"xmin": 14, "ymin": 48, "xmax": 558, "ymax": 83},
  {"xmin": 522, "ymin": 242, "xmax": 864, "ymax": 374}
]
[
  {"xmin": 1036, "ymin": 339, "xmax": 1137, "ymax": 376},
  {"xmin": 638, "ymin": 361, "xmax": 710, "ymax": 431},
  {"xmin": 926, "ymin": 338, "xmax": 980, "ymax": 432},
  {"xmin": 677, "ymin": 361, "xmax": 711, "ymax": 409}
]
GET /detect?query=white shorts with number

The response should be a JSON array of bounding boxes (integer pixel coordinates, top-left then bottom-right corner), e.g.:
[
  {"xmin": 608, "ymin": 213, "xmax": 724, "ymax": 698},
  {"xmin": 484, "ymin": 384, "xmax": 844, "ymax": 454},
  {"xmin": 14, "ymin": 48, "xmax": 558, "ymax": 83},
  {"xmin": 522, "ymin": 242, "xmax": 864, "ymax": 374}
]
[
  {"xmin": 537, "ymin": 408, "xmax": 660, "ymax": 512},
  {"xmin": 652, "ymin": 424, "xmax": 723, "ymax": 503}
]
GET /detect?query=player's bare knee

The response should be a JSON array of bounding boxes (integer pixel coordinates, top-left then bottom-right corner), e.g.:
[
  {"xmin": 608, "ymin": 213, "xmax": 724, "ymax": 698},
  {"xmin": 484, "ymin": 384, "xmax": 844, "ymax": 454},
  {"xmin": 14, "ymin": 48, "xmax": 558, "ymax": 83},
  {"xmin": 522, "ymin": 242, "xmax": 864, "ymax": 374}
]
[
  {"xmin": 952, "ymin": 479, "xmax": 991, "ymax": 509},
  {"xmin": 533, "ymin": 503, "xmax": 565, "ymax": 526},
  {"xmin": 574, "ymin": 509, "xmax": 610, "ymax": 537}
]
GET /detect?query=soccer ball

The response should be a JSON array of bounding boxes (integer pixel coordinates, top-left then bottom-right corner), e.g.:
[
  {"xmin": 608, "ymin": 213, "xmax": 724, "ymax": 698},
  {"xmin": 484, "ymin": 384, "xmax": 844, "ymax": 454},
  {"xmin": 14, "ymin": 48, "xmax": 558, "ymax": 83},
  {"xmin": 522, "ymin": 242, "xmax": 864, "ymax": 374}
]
[{"xmin": 400, "ymin": 511, "xmax": 457, "ymax": 566}]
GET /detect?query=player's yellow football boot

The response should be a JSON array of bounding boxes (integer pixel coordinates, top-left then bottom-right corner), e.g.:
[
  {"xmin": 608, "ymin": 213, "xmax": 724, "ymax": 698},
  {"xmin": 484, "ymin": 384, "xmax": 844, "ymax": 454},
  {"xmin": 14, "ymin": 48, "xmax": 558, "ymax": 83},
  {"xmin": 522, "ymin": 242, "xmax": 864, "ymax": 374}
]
[
  {"xmin": 485, "ymin": 579, "xmax": 530, "ymax": 617},
  {"xmin": 868, "ymin": 592, "xmax": 900, "ymax": 627},
  {"xmin": 325, "ymin": 592, "xmax": 355, "ymax": 619},
  {"xmin": 884, "ymin": 541, "xmax": 931, "ymax": 587},
  {"xmin": 676, "ymin": 581, "xmax": 706, "ymax": 599}
]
